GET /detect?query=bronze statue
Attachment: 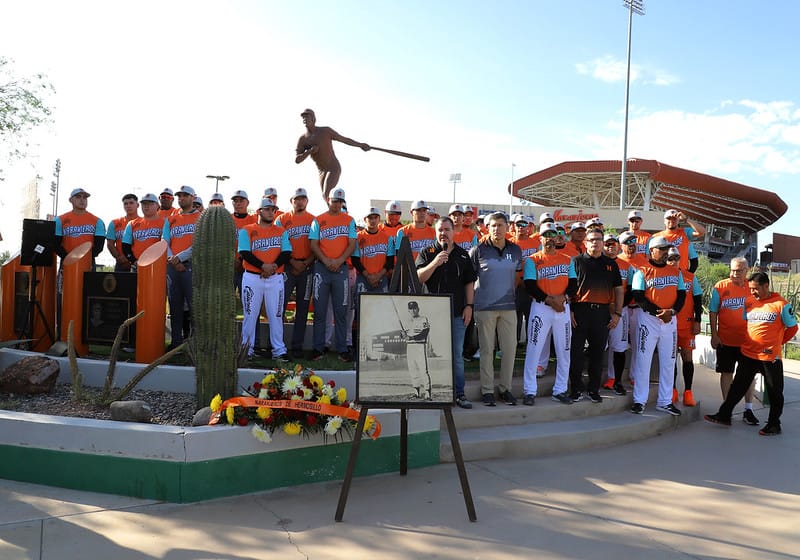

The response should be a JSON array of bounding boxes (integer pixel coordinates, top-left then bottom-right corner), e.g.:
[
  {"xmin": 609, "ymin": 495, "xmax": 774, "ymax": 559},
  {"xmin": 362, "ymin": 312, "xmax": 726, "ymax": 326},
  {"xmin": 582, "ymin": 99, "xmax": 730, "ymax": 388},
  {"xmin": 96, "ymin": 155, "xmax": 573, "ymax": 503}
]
[{"xmin": 295, "ymin": 109, "xmax": 371, "ymax": 201}]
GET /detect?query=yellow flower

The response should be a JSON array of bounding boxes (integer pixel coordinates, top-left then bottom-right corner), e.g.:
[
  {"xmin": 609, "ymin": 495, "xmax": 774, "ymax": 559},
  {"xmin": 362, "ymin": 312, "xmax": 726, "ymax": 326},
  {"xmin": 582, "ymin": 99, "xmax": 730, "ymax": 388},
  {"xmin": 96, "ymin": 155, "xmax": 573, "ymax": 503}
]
[
  {"xmin": 324, "ymin": 416, "xmax": 343, "ymax": 435},
  {"xmin": 251, "ymin": 425, "xmax": 272, "ymax": 443},
  {"xmin": 210, "ymin": 394, "xmax": 223, "ymax": 413},
  {"xmin": 318, "ymin": 394, "xmax": 331, "ymax": 405},
  {"xmin": 261, "ymin": 373, "xmax": 275, "ymax": 385},
  {"xmin": 363, "ymin": 415, "xmax": 375, "ymax": 433},
  {"xmin": 336, "ymin": 388, "xmax": 347, "ymax": 402},
  {"xmin": 256, "ymin": 406, "xmax": 272, "ymax": 419},
  {"xmin": 309, "ymin": 375, "xmax": 324, "ymax": 389},
  {"xmin": 225, "ymin": 405, "xmax": 236, "ymax": 425},
  {"xmin": 283, "ymin": 422, "xmax": 302, "ymax": 436}
]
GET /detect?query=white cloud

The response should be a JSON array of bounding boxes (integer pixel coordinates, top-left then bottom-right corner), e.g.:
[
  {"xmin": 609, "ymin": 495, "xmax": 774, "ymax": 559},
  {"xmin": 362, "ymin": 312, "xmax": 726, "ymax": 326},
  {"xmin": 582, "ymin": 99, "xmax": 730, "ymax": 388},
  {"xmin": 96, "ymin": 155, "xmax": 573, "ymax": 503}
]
[{"xmin": 576, "ymin": 55, "xmax": 678, "ymax": 86}]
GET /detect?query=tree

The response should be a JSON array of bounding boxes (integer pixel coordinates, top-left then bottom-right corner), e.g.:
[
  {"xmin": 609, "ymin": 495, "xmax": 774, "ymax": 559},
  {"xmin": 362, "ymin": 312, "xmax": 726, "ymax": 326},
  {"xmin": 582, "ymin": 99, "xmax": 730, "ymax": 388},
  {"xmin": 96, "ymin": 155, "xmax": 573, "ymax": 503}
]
[
  {"xmin": 0, "ymin": 250, "xmax": 10, "ymax": 265},
  {"xmin": 0, "ymin": 57, "xmax": 55, "ymax": 179},
  {"xmin": 694, "ymin": 255, "xmax": 732, "ymax": 310}
]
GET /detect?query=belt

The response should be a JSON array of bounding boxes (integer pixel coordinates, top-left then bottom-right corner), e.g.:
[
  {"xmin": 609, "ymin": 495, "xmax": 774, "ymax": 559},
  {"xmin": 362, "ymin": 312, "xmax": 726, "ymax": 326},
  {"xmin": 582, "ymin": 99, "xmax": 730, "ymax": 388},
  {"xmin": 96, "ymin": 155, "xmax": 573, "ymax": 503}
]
[{"xmin": 575, "ymin": 302, "xmax": 608, "ymax": 309}]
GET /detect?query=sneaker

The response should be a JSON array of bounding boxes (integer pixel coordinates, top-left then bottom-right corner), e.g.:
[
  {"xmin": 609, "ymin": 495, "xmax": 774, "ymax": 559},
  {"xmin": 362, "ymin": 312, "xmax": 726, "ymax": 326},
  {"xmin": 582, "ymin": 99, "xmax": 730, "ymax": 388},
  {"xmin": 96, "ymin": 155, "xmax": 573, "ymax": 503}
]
[
  {"xmin": 551, "ymin": 392, "xmax": 573, "ymax": 405},
  {"xmin": 339, "ymin": 351, "xmax": 353, "ymax": 363},
  {"xmin": 588, "ymin": 392, "xmax": 603, "ymax": 404},
  {"xmin": 311, "ymin": 349, "xmax": 324, "ymax": 361},
  {"xmin": 275, "ymin": 354, "xmax": 290, "ymax": 363},
  {"xmin": 498, "ymin": 390, "xmax": 517, "ymax": 406},
  {"xmin": 759, "ymin": 424, "xmax": 782, "ymax": 436},
  {"xmin": 672, "ymin": 388, "xmax": 679, "ymax": 404},
  {"xmin": 682, "ymin": 389, "xmax": 696, "ymax": 407},
  {"xmin": 472, "ymin": 350, "xmax": 481, "ymax": 359},
  {"xmin": 630, "ymin": 402, "xmax": 644, "ymax": 414},
  {"xmin": 481, "ymin": 393, "xmax": 496, "ymax": 407},
  {"xmin": 602, "ymin": 378, "xmax": 615, "ymax": 390},
  {"xmin": 522, "ymin": 394, "xmax": 535, "ymax": 406},
  {"xmin": 742, "ymin": 409, "xmax": 760, "ymax": 426},
  {"xmin": 656, "ymin": 403, "xmax": 682, "ymax": 416},
  {"xmin": 704, "ymin": 413, "xmax": 731, "ymax": 426},
  {"xmin": 455, "ymin": 395, "xmax": 473, "ymax": 409},
  {"xmin": 570, "ymin": 392, "xmax": 585, "ymax": 403},
  {"xmin": 613, "ymin": 383, "xmax": 627, "ymax": 396}
]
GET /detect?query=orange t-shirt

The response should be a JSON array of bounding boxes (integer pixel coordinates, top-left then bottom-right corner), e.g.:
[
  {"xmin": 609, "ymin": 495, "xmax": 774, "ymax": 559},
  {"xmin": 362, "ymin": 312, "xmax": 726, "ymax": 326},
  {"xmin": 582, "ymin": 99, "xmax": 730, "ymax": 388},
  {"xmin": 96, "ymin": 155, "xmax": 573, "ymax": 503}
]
[
  {"xmin": 276, "ymin": 210, "xmax": 316, "ymax": 260},
  {"xmin": 124, "ymin": 216, "xmax": 165, "ymax": 259},
  {"xmin": 709, "ymin": 278, "xmax": 750, "ymax": 347},
  {"xmin": 56, "ymin": 210, "xmax": 104, "ymax": 254},
  {"xmin": 310, "ymin": 211, "xmax": 357, "ymax": 259},
  {"xmin": 397, "ymin": 223, "xmax": 436, "ymax": 260},
  {"xmin": 356, "ymin": 228, "xmax": 393, "ymax": 274},
  {"xmin": 164, "ymin": 211, "xmax": 200, "ymax": 256},
  {"xmin": 239, "ymin": 223, "xmax": 291, "ymax": 274},
  {"xmin": 741, "ymin": 293, "xmax": 796, "ymax": 361},
  {"xmin": 631, "ymin": 264, "xmax": 685, "ymax": 309},
  {"xmin": 523, "ymin": 250, "xmax": 571, "ymax": 296}
]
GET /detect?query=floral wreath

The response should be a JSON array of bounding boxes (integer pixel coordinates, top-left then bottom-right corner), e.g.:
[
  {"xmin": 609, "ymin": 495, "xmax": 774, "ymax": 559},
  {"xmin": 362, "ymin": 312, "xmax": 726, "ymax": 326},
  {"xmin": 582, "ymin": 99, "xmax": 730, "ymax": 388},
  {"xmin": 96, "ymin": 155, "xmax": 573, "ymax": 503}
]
[{"xmin": 208, "ymin": 364, "xmax": 381, "ymax": 444}]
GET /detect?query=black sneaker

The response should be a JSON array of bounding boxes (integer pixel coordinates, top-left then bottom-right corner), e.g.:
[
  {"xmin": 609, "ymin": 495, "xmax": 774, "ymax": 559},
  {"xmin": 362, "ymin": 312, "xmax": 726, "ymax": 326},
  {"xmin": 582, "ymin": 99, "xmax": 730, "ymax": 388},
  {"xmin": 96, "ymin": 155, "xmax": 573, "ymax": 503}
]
[
  {"xmin": 551, "ymin": 392, "xmax": 573, "ymax": 405},
  {"xmin": 743, "ymin": 409, "xmax": 760, "ymax": 426},
  {"xmin": 498, "ymin": 390, "xmax": 517, "ymax": 406},
  {"xmin": 588, "ymin": 392, "xmax": 603, "ymax": 404},
  {"xmin": 613, "ymin": 384, "xmax": 627, "ymax": 396},
  {"xmin": 759, "ymin": 423, "xmax": 781, "ymax": 436},
  {"xmin": 455, "ymin": 395, "xmax": 473, "ymax": 409},
  {"xmin": 704, "ymin": 413, "xmax": 731, "ymax": 426},
  {"xmin": 570, "ymin": 392, "xmax": 585, "ymax": 403},
  {"xmin": 656, "ymin": 403, "xmax": 681, "ymax": 416},
  {"xmin": 522, "ymin": 394, "xmax": 535, "ymax": 406},
  {"xmin": 630, "ymin": 402, "xmax": 645, "ymax": 414},
  {"xmin": 311, "ymin": 349, "xmax": 324, "ymax": 361},
  {"xmin": 339, "ymin": 351, "xmax": 353, "ymax": 363},
  {"xmin": 481, "ymin": 393, "xmax": 496, "ymax": 407},
  {"xmin": 275, "ymin": 354, "xmax": 290, "ymax": 363}
]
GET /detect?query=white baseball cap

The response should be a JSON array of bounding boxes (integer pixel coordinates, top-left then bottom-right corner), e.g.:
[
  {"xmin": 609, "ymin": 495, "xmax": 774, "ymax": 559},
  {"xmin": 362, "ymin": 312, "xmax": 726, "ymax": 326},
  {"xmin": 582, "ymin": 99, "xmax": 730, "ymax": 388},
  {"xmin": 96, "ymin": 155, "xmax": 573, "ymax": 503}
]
[
  {"xmin": 176, "ymin": 185, "xmax": 196, "ymax": 196},
  {"xmin": 570, "ymin": 221, "xmax": 586, "ymax": 231},
  {"xmin": 627, "ymin": 209, "xmax": 643, "ymax": 220},
  {"xmin": 448, "ymin": 203, "xmax": 464, "ymax": 215},
  {"xmin": 140, "ymin": 193, "xmax": 158, "ymax": 204},
  {"xmin": 69, "ymin": 187, "xmax": 90, "ymax": 198},
  {"xmin": 586, "ymin": 217, "xmax": 603, "ymax": 228},
  {"xmin": 385, "ymin": 200, "xmax": 402, "ymax": 214},
  {"xmin": 329, "ymin": 188, "xmax": 346, "ymax": 201},
  {"xmin": 667, "ymin": 246, "xmax": 681, "ymax": 258},
  {"xmin": 210, "ymin": 192, "xmax": 224, "ymax": 202},
  {"xmin": 539, "ymin": 212, "xmax": 554, "ymax": 224},
  {"xmin": 193, "ymin": 197, "xmax": 204, "ymax": 206},
  {"xmin": 160, "ymin": 188, "xmax": 174, "ymax": 197},
  {"xmin": 231, "ymin": 189, "xmax": 249, "ymax": 200},
  {"xmin": 290, "ymin": 187, "xmax": 308, "ymax": 200},
  {"xmin": 618, "ymin": 231, "xmax": 637, "ymax": 245},
  {"xmin": 539, "ymin": 222, "xmax": 557, "ymax": 235},
  {"xmin": 411, "ymin": 200, "xmax": 428, "ymax": 211},
  {"xmin": 428, "ymin": 206, "xmax": 439, "ymax": 216},
  {"xmin": 650, "ymin": 235, "xmax": 671, "ymax": 249},
  {"xmin": 263, "ymin": 187, "xmax": 278, "ymax": 198},
  {"xmin": 259, "ymin": 197, "xmax": 278, "ymax": 209},
  {"xmin": 461, "ymin": 205, "xmax": 474, "ymax": 215},
  {"xmin": 365, "ymin": 207, "xmax": 381, "ymax": 218},
  {"xmin": 664, "ymin": 209, "xmax": 680, "ymax": 219},
  {"xmin": 603, "ymin": 233, "xmax": 618, "ymax": 243}
]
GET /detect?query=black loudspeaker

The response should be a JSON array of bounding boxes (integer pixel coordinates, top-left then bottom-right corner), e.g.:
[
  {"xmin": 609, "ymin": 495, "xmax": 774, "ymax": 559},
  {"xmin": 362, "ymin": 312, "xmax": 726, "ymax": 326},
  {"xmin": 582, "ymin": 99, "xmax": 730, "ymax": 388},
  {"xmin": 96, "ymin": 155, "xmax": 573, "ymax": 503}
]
[{"xmin": 21, "ymin": 219, "xmax": 56, "ymax": 267}]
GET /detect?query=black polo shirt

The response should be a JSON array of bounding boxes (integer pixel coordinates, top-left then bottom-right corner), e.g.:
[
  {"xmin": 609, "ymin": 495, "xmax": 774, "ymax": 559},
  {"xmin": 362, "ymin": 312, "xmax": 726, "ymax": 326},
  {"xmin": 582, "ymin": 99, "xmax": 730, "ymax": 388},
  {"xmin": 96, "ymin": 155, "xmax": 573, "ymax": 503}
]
[
  {"xmin": 416, "ymin": 242, "xmax": 477, "ymax": 317},
  {"xmin": 567, "ymin": 252, "xmax": 622, "ymax": 305}
]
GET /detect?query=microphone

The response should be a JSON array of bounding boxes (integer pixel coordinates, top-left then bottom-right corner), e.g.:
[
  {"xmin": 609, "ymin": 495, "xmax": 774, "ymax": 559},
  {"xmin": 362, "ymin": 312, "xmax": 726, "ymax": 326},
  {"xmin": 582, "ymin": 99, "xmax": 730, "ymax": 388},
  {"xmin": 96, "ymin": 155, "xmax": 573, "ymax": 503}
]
[{"xmin": 442, "ymin": 242, "xmax": 448, "ymax": 252}]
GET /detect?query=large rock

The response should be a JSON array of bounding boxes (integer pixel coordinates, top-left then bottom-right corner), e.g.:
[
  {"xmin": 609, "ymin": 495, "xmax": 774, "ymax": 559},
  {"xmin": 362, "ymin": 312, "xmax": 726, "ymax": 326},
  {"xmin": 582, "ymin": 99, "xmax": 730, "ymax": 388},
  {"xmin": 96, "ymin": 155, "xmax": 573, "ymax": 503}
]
[
  {"xmin": 109, "ymin": 400, "xmax": 152, "ymax": 423},
  {"xmin": 0, "ymin": 355, "xmax": 60, "ymax": 394},
  {"xmin": 191, "ymin": 406, "xmax": 213, "ymax": 426}
]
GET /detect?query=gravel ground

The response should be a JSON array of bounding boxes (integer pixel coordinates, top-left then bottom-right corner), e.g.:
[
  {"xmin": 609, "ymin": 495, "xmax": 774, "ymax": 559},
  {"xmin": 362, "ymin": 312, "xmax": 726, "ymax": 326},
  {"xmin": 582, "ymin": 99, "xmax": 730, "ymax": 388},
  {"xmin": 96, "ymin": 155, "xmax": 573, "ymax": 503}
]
[{"xmin": 0, "ymin": 384, "xmax": 198, "ymax": 426}]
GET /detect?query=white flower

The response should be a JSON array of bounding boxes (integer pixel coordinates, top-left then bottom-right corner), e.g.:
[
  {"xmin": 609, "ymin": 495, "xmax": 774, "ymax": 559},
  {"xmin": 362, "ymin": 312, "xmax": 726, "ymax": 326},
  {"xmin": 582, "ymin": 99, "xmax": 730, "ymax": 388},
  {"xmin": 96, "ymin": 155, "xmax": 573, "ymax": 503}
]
[
  {"xmin": 251, "ymin": 425, "xmax": 272, "ymax": 444},
  {"xmin": 321, "ymin": 385, "xmax": 334, "ymax": 397},
  {"xmin": 290, "ymin": 394, "xmax": 303, "ymax": 401},
  {"xmin": 258, "ymin": 388, "xmax": 268, "ymax": 399},
  {"xmin": 301, "ymin": 387, "xmax": 313, "ymax": 400},
  {"xmin": 324, "ymin": 416, "xmax": 343, "ymax": 436},
  {"xmin": 282, "ymin": 375, "xmax": 302, "ymax": 393}
]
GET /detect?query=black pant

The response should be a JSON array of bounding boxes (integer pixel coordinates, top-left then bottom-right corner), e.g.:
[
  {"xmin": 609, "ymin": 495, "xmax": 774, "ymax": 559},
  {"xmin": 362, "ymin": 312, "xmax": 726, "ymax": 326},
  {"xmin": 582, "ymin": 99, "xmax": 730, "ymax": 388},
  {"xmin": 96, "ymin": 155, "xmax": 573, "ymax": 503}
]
[
  {"xmin": 719, "ymin": 355, "xmax": 784, "ymax": 427},
  {"xmin": 569, "ymin": 304, "xmax": 611, "ymax": 394}
]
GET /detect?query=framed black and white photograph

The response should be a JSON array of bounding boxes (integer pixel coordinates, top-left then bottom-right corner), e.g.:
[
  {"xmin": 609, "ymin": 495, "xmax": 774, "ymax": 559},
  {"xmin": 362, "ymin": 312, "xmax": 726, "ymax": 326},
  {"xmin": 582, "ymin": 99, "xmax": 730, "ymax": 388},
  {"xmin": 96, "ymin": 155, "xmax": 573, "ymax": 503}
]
[
  {"xmin": 84, "ymin": 296, "xmax": 132, "ymax": 344},
  {"xmin": 356, "ymin": 293, "xmax": 454, "ymax": 406}
]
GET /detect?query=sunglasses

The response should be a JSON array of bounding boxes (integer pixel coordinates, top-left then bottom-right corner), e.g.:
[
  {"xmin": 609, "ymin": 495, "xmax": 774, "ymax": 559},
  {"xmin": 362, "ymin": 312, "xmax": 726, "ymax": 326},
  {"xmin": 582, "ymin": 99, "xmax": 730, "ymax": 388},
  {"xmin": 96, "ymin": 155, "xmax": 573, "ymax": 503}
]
[{"xmin": 542, "ymin": 231, "xmax": 558, "ymax": 238}]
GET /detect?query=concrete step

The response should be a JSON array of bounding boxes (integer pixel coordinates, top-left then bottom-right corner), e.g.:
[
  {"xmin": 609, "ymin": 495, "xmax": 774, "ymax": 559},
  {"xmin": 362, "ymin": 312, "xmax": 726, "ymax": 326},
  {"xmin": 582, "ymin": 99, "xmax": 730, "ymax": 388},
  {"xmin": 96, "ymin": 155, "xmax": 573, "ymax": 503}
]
[{"xmin": 440, "ymin": 390, "xmax": 702, "ymax": 462}]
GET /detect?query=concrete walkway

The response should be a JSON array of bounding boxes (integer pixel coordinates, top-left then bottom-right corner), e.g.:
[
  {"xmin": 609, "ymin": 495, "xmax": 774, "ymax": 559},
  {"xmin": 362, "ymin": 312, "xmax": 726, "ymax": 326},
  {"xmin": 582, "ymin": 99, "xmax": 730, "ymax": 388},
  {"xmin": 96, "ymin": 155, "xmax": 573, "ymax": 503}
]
[{"xmin": 2, "ymin": 361, "xmax": 799, "ymax": 560}]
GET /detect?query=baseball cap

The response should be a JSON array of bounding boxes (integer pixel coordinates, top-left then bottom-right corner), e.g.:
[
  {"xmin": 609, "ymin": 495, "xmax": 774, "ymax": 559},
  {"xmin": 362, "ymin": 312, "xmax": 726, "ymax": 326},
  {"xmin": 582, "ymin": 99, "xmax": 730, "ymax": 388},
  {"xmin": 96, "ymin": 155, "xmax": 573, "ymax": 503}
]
[
  {"xmin": 290, "ymin": 187, "xmax": 308, "ymax": 200},
  {"xmin": 477, "ymin": 214, "xmax": 486, "ymax": 222},
  {"xmin": 408, "ymin": 301, "xmax": 419, "ymax": 309},
  {"xmin": 365, "ymin": 207, "xmax": 381, "ymax": 218},
  {"xmin": 160, "ymin": 188, "xmax": 174, "ymax": 197},
  {"xmin": 428, "ymin": 206, "xmax": 439, "ymax": 216},
  {"xmin": 603, "ymin": 233, "xmax": 619, "ymax": 243},
  {"xmin": 586, "ymin": 217, "xmax": 603, "ymax": 228},
  {"xmin": 462, "ymin": 205, "xmax": 474, "ymax": 215},
  {"xmin": 69, "ymin": 187, "xmax": 90, "ymax": 198},
  {"xmin": 140, "ymin": 193, "xmax": 158, "ymax": 204},
  {"xmin": 667, "ymin": 246, "xmax": 681, "ymax": 258},
  {"xmin": 231, "ymin": 189, "xmax": 249, "ymax": 200},
  {"xmin": 650, "ymin": 235, "xmax": 671, "ymax": 249},
  {"xmin": 176, "ymin": 185, "xmax": 196, "ymax": 196},
  {"xmin": 193, "ymin": 197, "xmax": 204, "ymax": 206},
  {"xmin": 411, "ymin": 200, "xmax": 428, "ymax": 211},
  {"xmin": 539, "ymin": 212, "xmax": 554, "ymax": 224},
  {"xmin": 664, "ymin": 209, "xmax": 680, "ymax": 219},
  {"xmin": 627, "ymin": 209, "xmax": 643, "ymax": 220},
  {"xmin": 329, "ymin": 188, "xmax": 346, "ymax": 201},
  {"xmin": 263, "ymin": 187, "xmax": 278, "ymax": 198},
  {"xmin": 618, "ymin": 231, "xmax": 637, "ymax": 245},
  {"xmin": 210, "ymin": 192, "xmax": 224, "ymax": 202},
  {"xmin": 448, "ymin": 203, "xmax": 465, "ymax": 215},
  {"xmin": 540, "ymin": 222, "xmax": 558, "ymax": 235},
  {"xmin": 259, "ymin": 197, "xmax": 278, "ymax": 209},
  {"xmin": 515, "ymin": 215, "xmax": 529, "ymax": 226},
  {"xmin": 570, "ymin": 221, "xmax": 586, "ymax": 231},
  {"xmin": 555, "ymin": 222, "xmax": 566, "ymax": 234},
  {"xmin": 385, "ymin": 200, "xmax": 402, "ymax": 214}
]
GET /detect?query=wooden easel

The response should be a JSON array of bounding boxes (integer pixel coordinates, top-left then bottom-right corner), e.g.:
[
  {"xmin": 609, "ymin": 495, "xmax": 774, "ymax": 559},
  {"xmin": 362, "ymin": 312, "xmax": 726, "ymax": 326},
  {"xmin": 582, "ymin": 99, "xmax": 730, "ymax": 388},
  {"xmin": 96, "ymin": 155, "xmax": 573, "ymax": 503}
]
[{"xmin": 335, "ymin": 237, "xmax": 476, "ymax": 522}]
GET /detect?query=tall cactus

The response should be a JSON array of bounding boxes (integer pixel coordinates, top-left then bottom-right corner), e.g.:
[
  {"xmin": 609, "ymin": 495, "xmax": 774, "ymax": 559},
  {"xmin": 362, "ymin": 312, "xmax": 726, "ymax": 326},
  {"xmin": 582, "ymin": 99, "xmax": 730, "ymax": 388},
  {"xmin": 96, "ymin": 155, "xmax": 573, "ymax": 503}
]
[{"xmin": 190, "ymin": 206, "xmax": 238, "ymax": 407}]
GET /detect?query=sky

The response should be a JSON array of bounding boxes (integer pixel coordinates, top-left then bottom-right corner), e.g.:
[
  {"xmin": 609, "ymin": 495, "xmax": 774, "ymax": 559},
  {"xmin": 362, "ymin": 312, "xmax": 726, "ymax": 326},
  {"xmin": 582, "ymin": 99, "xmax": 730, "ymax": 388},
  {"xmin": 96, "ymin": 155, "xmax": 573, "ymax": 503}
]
[{"xmin": 2, "ymin": 0, "xmax": 798, "ymax": 264}]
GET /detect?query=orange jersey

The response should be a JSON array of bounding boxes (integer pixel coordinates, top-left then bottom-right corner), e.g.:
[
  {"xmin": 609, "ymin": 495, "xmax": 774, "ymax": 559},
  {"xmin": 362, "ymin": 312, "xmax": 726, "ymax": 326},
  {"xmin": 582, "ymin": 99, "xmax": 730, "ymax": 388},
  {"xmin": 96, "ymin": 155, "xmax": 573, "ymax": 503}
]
[
  {"xmin": 631, "ymin": 263, "xmax": 685, "ymax": 309},
  {"xmin": 310, "ymin": 211, "xmax": 357, "ymax": 259},
  {"xmin": 55, "ymin": 210, "xmax": 105, "ymax": 254},
  {"xmin": 157, "ymin": 207, "xmax": 178, "ymax": 220},
  {"xmin": 106, "ymin": 215, "xmax": 136, "ymax": 256},
  {"xmin": 708, "ymin": 278, "xmax": 750, "ymax": 347},
  {"xmin": 632, "ymin": 230, "xmax": 651, "ymax": 256},
  {"xmin": 238, "ymin": 223, "xmax": 291, "ymax": 274},
  {"xmin": 515, "ymin": 236, "xmax": 541, "ymax": 281},
  {"xmin": 741, "ymin": 292, "xmax": 797, "ymax": 361},
  {"xmin": 618, "ymin": 251, "xmax": 647, "ymax": 272},
  {"xmin": 231, "ymin": 212, "xmax": 258, "ymax": 236},
  {"xmin": 355, "ymin": 228, "xmax": 394, "ymax": 274},
  {"xmin": 453, "ymin": 228, "xmax": 478, "ymax": 251},
  {"xmin": 523, "ymin": 250, "xmax": 570, "ymax": 296},
  {"xmin": 559, "ymin": 242, "xmax": 581, "ymax": 259},
  {"xmin": 276, "ymin": 210, "xmax": 316, "ymax": 260},
  {"xmin": 123, "ymin": 216, "xmax": 165, "ymax": 259},
  {"xmin": 163, "ymin": 211, "xmax": 200, "ymax": 256},
  {"xmin": 397, "ymin": 223, "xmax": 436, "ymax": 259},
  {"xmin": 653, "ymin": 228, "xmax": 696, "ymax": 271}
]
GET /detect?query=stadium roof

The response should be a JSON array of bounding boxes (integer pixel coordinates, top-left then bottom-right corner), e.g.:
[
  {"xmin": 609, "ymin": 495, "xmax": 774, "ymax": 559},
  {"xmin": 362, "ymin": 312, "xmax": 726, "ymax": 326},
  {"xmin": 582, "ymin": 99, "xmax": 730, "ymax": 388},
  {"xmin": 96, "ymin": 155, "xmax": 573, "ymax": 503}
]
[{"xmin": 512, "ymin": 159, "xmax": 787, "ymax": 234}]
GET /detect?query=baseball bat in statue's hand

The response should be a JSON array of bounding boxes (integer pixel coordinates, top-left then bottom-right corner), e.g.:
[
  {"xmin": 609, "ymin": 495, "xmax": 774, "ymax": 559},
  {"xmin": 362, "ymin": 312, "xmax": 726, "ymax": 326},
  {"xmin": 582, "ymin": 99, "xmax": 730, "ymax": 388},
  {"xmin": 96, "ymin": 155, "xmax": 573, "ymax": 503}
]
[{"xmin": 370, "ymin": 146, "xmax": 430, "ymax": 162}]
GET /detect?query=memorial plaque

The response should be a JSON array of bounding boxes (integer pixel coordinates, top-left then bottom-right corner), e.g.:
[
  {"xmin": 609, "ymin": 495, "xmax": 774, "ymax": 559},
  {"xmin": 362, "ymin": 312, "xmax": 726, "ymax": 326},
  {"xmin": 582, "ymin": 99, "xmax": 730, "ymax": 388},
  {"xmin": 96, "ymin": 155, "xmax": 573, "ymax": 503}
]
[{"xmin": 82, "ymin": 272, "xmax": 137, "ymax": 345}]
